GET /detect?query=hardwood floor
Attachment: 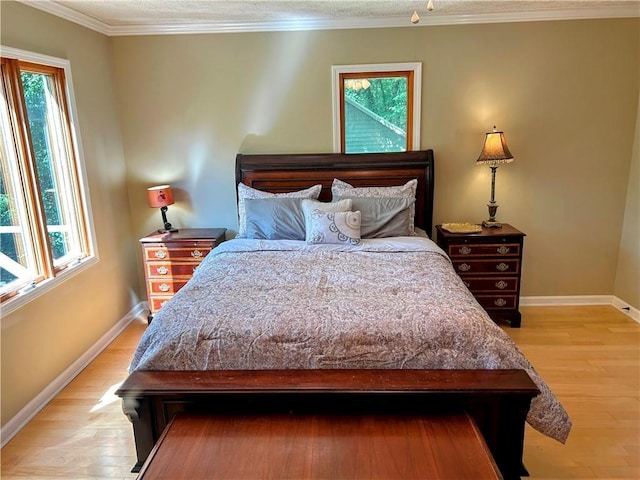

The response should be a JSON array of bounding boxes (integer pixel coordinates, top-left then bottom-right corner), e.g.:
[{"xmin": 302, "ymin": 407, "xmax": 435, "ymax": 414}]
[
  {"xmin": 506, "ymin": 307, "xmax": 639, "ymax": 479},
  {"xmin": 1, "ymin": 305, "xmax": 638, "ymax": 479}
]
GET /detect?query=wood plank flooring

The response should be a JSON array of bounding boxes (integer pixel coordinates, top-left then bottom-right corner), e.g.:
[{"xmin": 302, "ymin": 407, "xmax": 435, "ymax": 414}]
[{"xmin": 1, "ymin": 305, "xmax": 638, "ymax": 479}]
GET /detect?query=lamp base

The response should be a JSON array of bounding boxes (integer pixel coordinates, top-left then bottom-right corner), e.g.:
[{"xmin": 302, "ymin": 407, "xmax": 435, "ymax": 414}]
[
  {"xmin": 157, "ymin": 228, "xmax": 179, "ymax": 234},
  {"xmin": 482, "ymin": 220, "xmax": 502, "ymax": 228}
]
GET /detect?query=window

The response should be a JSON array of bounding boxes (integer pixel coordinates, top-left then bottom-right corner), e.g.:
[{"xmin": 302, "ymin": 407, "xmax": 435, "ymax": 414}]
[
  {"xmin": 332, "ymin": 63, "xmax": 421, "ymax": 153},
  {"xmin": 0, "ymin": 47, "xmax": 96, "ymax": 310}
]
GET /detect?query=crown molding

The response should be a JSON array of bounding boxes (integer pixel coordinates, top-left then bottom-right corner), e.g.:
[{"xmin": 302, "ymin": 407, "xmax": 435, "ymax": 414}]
[
  {"xmin": 17, "ymin": 1, "xmax": 640, "ymax": 37},
  {"xmin": 18, "ymin": 0, "xmax": 111, "ymax": 35}
]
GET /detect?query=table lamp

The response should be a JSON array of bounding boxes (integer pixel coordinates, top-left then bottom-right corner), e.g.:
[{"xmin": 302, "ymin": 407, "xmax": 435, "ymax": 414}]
[
  {"xmin": 476, "ymin": 126, "xmax": 514, "ymax": 228},
  {"xmin": 147, "ymin": 185, "xmax": 178, "ymax": 233}
]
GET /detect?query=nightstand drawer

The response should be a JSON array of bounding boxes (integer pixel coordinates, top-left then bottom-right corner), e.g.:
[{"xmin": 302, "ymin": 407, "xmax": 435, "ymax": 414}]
[
  {"xmin": 475, "ymin": 295, "xmax": 518, "ymax": 310},
  {"xmin": 452, "ymin": 259, "xmax": 520, "ymax": 275},
  {"xmin": 149, "ymin": 296, "xmax": 173, "ymax": 313},
  {"xmin": 447, "ymin": 243, "xmax": 520, "ymax": 258},
  {"xmin": 148, "ymin": 279, "xmax": 189, "ymax": 294},
  {"xmin": 146, "ymin": 262, "xmax": 200, "ymax": 278},
  {"xmin": 144, "ymin": 246, "xmax": 213, "ymax": 262},
  {"xmin": 461, "ymin": 276, "xmax": 519, "ymax": 293}
]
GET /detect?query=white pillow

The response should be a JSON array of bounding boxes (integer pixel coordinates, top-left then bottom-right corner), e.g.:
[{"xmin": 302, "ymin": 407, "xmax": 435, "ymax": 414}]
[
  {"xmin": 331, "ymin": 178, "xmax": 417, "ymax": 235},
  {"xmin": 301, "ymin": 199, "xmax": 352, "ymax": 235},
  {"xmin": 306, "ymin": 209, "xmax": 361, "ymax": 245},
  {"xmin": 237, "ymin": 183, "xmax": 322, "ymax": 237}
]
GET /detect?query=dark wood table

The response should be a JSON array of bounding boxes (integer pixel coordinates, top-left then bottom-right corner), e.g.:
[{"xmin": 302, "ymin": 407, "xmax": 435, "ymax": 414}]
[{"xmin": 137, "ymin": 412, "xmax": 502, "ymax": 479}]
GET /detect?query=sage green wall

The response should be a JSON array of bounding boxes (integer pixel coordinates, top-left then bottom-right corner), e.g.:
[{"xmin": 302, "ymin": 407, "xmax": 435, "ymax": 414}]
[
  {"xmin": 112, "ymin": 19, "xmax": 639, "ymax": 300},
  {"xmin": 0, "ymin": 1, "xmax": 140, "ymax": 425}
]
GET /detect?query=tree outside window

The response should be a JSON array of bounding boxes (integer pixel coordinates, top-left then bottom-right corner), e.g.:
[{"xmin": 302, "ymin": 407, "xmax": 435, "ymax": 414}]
[
  {"xmin": 332, "ymin": 63, "xmax": 421, "ymax": 154},
  {"xmin": 0, "ymin": 49, "xmax": 95, "ymax": 308}
]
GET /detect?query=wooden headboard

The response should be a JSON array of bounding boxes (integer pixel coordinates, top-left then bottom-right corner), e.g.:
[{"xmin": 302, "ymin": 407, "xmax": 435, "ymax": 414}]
[{"xmin": 235, "ymin": 150, "xmax": 435, "ymax": 235}]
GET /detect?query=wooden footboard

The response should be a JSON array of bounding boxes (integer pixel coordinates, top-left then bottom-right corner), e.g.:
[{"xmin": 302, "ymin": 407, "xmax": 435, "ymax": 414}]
[{"xmin": 116, "ymin": 369, "xmax": 539, "ymax": 480}]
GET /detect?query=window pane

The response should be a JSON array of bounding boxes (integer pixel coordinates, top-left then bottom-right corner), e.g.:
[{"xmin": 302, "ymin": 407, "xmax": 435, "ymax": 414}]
[
  {"xmin": 343, "ymin": 76, "xmax": 408, "ymax": 153},
  {"xmin": 21, "ymin": 70, "xmax": 81, "ymax": 264},
  {"xmin": 1, "ymin": 50, "xmax": 96, "ymax": 307},
  {"xmin": 0, "ymin": 96, "xmax": 39, "ymax": 294}
]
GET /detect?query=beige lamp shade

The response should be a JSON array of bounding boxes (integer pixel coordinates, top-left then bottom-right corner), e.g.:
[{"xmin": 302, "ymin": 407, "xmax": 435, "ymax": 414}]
[
  {"xmin": 147, "ymin": 185, "xmax": 175, "ymax": 208},
  {"xmin": 477, "ymin": 127, "xmax": 514, "ymax": 166}
]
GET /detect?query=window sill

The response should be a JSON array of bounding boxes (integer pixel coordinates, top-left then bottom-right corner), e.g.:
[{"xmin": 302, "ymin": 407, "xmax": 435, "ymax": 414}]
[{"xmin": 0, "ymin": 256, "xmax": 99, "ymax": 319}]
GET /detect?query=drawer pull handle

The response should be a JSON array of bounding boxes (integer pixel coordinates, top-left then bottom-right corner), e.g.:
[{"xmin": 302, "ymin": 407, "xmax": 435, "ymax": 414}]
[
  {"xmin": 496, "ymin": 262, "xmax": 509, "ymax": 271},
  {"xmin": 458, "ymin": 263, "xmax": 471, "ymax": 272},
  {"xmin": 157, "ymin": 266, "xmax": 168, "ymax": 275},
  {"xmin": 497, "ymin": 246, "xmax": 510, "ymax": 254},
  {"xmin": 494, "ymin": 298, "xmax": 507, "ymax": 307},
  {"xmin": 495, "ymin": 280, "xmax": 508, "ymax": 289},
  {"xmin": 191, "ymin": 249, "xmax": 203, "ymax": 258},
  {"xmin": 459, "ymin": 246, "xmax": 472, "ymax": 255},
  {"xmin": 160, "ymin": 301, "xmax": 168, "ymax": 308},
  {"xmin": 154, "ymin": 250, "xmax": 167, "ymax": 259},
  {"xmin": 158, "ymin": 283, "xmax": 170, "ymax": 292}
]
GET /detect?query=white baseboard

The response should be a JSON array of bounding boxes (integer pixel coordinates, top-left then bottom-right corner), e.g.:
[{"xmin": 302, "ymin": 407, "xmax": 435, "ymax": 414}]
[
  {"xmin": 521, "ymin": 295, "xmax": 640, "ymax": 323},
  {"xmin": 0, "ymin": 302, "xmax": 146, "ymax": 448},
  {"xmin": 520, "ymin": 295, "xmax": 615, "ymax": 306},
  {"xmin": 611, "ymin": 297, "xmax": 640, "ymax": 323}
]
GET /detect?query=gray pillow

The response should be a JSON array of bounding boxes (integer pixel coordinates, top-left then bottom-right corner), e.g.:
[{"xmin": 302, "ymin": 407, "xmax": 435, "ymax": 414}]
[
  {"xmin": 236, "ymin": 183, "xmax": 322, "ymax": 238},
  {"xmin": 244, "ymin": 197, "xmax": 306, "ymax": 240},
  {"xmin": 335, "ymin": 196, "xmax": 415, "ymax": 238},
  {"xmin": 331, "ymin": 178, "xmax": 417, "ymax": 235}
]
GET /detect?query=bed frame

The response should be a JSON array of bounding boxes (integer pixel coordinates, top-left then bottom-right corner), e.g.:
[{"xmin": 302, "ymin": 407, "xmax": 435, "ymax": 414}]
[{"xmin": 118, "ymin": 150, "xmax": 537, "ymax": 479}]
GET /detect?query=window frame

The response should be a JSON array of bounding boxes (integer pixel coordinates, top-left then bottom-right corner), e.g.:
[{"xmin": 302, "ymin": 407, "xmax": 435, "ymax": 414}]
[
  {"xmin": 331, "ymin": 62, "xmax": 422, "ymax": 154},
  {"xmin": 1, "ymin": 46, "xmax": 97, "ymax": 316}
]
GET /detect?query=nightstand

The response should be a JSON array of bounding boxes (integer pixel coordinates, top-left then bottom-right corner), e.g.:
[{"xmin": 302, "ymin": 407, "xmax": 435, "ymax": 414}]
[
  {"xmin": 140, "ymin": 228, "xmax": 226, "ymax": 322},
  {"xmin": 435, "ymin": 224, "xmax": 525, "ymax": 327}
]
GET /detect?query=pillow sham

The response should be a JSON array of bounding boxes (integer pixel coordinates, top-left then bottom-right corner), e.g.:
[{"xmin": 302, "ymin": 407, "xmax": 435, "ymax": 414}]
[
  {"xmin": 306, "ymin": 209, "xmax": 361, "ymax": 245},
  {"xmin": 338, "ymin": 196, "xmax": 415, "ymax": 238},
  {"xmin": 301, "ymin": 199, "xmax": 352, "ymax": 235},
  {"xmin": 244, "ymin": 197, "xmax": 306, "ymax": 240},
  {"xmin": 236, "ymin": 183, "xmax": 322, "ymax": 238},
  {"xmin": 331, "ymin": 178, "xmax": 418, "ymax": 235}
]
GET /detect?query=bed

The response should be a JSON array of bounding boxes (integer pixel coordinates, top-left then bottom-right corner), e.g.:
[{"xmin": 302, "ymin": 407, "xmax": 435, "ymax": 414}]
[{"xmin": 118, "ymin": 150, "xmax": 571, "ymax": 479}]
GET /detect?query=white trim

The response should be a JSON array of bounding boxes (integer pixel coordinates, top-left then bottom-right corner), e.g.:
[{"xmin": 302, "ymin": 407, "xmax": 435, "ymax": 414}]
[
  {"xmin": 520, "ymin": 295, "xmax": 615, "ymax": 306},
  {"xmin": 16, "ymin": 0, "xmax": 110, "ymax": 35},
  {"xmin": 0, "ymin": 257, "xmax": 98, "ymax": 318},
  {"xmin": 332, "ymin": 62, "xmax": 422, "ymax": 154},
  {"xmin": 521, "ymin": 295, "xmax": 640, "ymax": 323},
  {"xmin": 0, "ymin": 302, "xmax": 145, "ymax": 448},
  {"xmin": 16, "ymin": 1, "xmax": 640, "ymax": 37},
  {"xmin": 611, "ymin": 296, "xmax": 640, "ymax": 323}
]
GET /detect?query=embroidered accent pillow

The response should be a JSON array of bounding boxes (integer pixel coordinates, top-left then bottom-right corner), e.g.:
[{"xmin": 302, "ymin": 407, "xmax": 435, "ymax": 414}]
[
  {"xmin": 306, "ymin": 209, "xmax": 361, "ymax": 245},
  {"xmin": 301, "ymin": 199, "xmax": 352, "ymax": 235}
]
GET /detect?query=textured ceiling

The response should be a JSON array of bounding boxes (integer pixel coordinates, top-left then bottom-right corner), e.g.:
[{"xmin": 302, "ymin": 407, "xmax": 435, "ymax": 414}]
[{"xmin": 19, "ymin": 0, "xmax": 640, "ymax": 34}]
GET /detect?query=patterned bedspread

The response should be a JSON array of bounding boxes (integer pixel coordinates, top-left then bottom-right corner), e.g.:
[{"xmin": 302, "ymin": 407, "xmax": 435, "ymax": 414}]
[{"xmin": 130, "ymin": 237, "xmax": 571, "ymax": 443}]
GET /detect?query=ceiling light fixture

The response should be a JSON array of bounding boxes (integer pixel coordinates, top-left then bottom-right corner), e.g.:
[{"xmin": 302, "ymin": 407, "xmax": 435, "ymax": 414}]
[{"xmin": 411, "ymin": 0, "xmax": 434, "ymax": 24}]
